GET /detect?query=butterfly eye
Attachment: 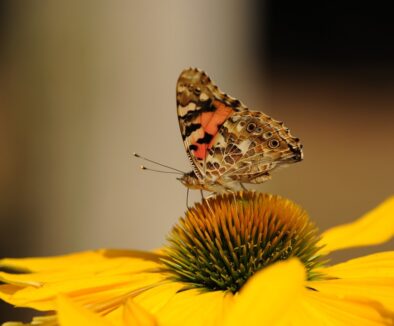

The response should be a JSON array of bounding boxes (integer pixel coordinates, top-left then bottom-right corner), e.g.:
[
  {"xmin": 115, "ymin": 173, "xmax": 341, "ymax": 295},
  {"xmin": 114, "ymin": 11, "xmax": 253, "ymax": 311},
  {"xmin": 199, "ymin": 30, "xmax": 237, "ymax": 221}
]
[
  {"xmin": 246, "ymin": 122, "xmax": 256, "ymax": 132},
  {"xmin": 263, "ymin": 131, "xmax": 273, "ymax": 139},
  {"xmin": 268, "ymin": 139, "xmax": 280, "ymax": 149},
  {"xmin": 194, "ymin": 87, "xmax": 201, "ymax": 95}
]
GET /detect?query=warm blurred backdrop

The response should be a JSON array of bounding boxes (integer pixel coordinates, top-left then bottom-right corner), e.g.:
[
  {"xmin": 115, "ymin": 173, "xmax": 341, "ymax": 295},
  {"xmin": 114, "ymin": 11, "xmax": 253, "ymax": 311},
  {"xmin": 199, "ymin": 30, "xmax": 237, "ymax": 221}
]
[{"xmin": 0, "ymin": 1, "xmax": 393, "ymax": 322}]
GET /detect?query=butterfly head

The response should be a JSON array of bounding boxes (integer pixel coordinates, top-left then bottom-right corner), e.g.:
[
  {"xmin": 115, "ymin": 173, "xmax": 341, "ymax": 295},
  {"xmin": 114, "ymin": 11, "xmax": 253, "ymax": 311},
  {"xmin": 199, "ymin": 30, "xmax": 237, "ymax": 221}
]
[{"xmin": 177, "ymin": 171, "xmax": 202, "ymax": 190}]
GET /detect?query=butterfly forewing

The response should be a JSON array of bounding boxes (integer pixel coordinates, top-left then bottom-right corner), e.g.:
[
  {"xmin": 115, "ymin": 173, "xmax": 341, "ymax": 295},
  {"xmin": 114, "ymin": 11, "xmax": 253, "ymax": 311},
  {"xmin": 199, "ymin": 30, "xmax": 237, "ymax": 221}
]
[
  {"xmin": 176, "ymin": 68, "xmax": 246, "ymax": 179},
  {"xmin": 176, "ymin": 68, "xmax": 303, "ymax": 192}
]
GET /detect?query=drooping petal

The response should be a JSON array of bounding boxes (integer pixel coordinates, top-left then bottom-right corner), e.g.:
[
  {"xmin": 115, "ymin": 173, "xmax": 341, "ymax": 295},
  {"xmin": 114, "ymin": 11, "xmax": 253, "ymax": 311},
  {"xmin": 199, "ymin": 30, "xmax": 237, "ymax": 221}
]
[
  {"xmin": 223, "ymin": 258, "xmax": 306, "ymax": 326},
  {"xmin": 133, "ymin": 282, "xmax": 186, "ymax": 313},
  {"xmin": 0, "ymin": 272, "xmax": 165, "ymax": 311},
  {"xmin": 123, "ymin": 298, "xmax": 158, "ymax": 326},
  {"xmin": 0, "ymin": 249, "xmax": 166, "ymax": 312},
  {"xmin": 312, "ymin": 251, "xmax": 394, "ymax": 311},
  {"xmin": 56, "ymin": 295, "xmax": 160, "ymax": 326},
  {"xmin": 0, "ymin": 284, "xmax": 23, "ymax": 303},
  {"xmin": 57, "ymin": 295, "xmax": 111, "ymax": 326},
  {"xmin": 319, "ymin": 196, "xmax": 394, "ymax": 254}
]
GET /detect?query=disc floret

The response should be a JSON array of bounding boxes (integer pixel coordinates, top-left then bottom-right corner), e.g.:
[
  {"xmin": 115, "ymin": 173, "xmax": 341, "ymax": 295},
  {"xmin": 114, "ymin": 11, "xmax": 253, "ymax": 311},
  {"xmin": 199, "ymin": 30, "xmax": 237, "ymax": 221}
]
[{"xmin": 162, "ymin": 191, "xmax": 325, "ymax": 293}]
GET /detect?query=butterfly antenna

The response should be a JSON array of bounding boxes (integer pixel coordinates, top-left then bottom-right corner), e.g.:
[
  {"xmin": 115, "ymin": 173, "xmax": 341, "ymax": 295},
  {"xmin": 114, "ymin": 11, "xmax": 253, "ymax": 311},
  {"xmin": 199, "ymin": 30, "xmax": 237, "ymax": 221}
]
[
  {"xmin": 139, "ymin": 165, "xmax": 183, "ymax": 175},
  {"xmin": 133, "ymin": 152, "xmax": 186, "ymax": 174}
]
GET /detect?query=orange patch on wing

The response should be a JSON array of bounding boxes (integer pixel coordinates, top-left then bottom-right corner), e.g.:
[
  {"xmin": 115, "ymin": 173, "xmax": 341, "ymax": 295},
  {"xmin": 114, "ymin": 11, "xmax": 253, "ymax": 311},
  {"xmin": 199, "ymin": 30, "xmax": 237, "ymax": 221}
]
[
  {"xmin": 193, "ymin": 143, "xmax": 207, "ymax": 160},
  {"xmin": 206, "ymin": 101, "xmax": 233, "ymax": 134},
  {"xmin": 191, "ymin": 101, "xmax": 233, "ymax": 160},
  {"xmin": 201, "ymin": 112, "xmax": 214, "ymax": 128}
]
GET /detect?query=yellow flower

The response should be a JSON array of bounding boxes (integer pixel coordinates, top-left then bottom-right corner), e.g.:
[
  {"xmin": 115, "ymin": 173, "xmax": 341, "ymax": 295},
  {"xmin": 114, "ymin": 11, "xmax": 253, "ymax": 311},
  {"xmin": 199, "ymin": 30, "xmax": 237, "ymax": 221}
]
[{"xmin": 1, "ymin": 192, "xmax": 393, "ymax": 325}]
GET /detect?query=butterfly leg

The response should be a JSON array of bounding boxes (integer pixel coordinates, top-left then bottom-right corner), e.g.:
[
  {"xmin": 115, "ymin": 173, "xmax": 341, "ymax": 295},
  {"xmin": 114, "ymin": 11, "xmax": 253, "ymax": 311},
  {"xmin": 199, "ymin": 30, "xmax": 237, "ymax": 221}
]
[
  {"xmin": 240, "ymin": 183, "xmax": 247, "ymax": 191},
  {"xmin": 228, "ymin": 190, "xmax": 240, "ymax": 216},
  {"xmin": 186, "ymin": 188, "xmax": 191, "ymax": 209},
  {"xmin": 200, "ymin": 190, "xmax": 205, "ymax": 200},
  {"xmin": 205, "ymin": 194, "xmax": 216, "ymax": 215}
]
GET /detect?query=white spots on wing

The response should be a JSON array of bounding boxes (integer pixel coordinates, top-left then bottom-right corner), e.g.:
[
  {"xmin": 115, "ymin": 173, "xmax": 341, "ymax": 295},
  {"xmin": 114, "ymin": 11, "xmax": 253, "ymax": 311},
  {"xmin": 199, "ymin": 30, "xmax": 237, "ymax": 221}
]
[
  {"xmin": 238, "ymin": 139, "xmax": 251, "ymax": 153},
  {"xmin": 231, "ymin": 115, "xmax": 241, "ymax": 122},
  {"xmin": 178, "ymin": 102, "xmax": 197, "ymax": 117},
  {"xmin": 236, "ymin": 121, "xmax": 245, "ymax": 132},
  {"xmin": 177, "ymin": 106, "xmax": 188, "ymax": 117},
  {"xmin": 213, "ymin": 134, "xmax": 226, "ymax": 148},
  {"xmin": 199, "ymin": 92, "xmax": 209, "ymax": 101},
  {"xmin": 188, "ymin": 102, "xmax": 197, "ymax": 110},
  {"xmin": 189, "ymin": 128, "xmax": 204, "ymax": 144},
  {"xmin": 177, "ymin": 85, "xmax": 187, "ymax": 93}
]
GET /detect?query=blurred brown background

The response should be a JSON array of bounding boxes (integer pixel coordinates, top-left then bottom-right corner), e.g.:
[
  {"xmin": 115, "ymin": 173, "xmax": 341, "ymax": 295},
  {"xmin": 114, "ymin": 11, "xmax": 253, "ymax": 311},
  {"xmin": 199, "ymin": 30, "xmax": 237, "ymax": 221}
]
[{"xmin": 0, "ymin": 1, "xmax": 393, "ymax": 322}]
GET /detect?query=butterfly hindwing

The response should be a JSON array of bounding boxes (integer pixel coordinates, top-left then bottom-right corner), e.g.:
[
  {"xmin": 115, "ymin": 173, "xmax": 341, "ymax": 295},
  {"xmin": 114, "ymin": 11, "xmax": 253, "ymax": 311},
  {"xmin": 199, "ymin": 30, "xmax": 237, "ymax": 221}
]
[{"xmin": 204, "ymin": 110, "xmax": 296, "ymax": 182}]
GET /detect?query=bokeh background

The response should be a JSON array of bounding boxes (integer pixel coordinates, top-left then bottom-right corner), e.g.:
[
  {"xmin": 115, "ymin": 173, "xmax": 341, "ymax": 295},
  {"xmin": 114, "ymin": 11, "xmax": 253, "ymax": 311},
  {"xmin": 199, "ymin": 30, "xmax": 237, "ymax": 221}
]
[{"xmin": 0, "ymin": 1, "xmax": 393, "ymax": 322}]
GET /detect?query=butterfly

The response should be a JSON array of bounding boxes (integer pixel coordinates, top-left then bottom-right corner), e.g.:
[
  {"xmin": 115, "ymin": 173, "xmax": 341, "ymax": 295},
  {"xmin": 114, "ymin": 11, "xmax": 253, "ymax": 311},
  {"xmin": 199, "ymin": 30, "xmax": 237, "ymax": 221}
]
[{"xmin": 176, "ymin": 68, "xmax": 303, "ymax": 193}]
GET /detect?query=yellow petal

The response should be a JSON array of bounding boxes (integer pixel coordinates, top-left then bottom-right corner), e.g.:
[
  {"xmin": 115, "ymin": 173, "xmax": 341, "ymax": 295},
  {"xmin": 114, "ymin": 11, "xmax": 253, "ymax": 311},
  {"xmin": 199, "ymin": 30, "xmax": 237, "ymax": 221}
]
[
  {"xmin": 155, "ymin": 288, "xmax": 231, "ymax": 326},
  {"xmin": 319, "ymin": 196, "xmax": 394, "ymax": 254},
  {"xmin": 0, "ymin": 251, "xmax": 104, "ymax": 272},
  {"xmin": 321, "ymin": 251, "xmax": 394, "ymax": 278},
  {"xmin": 312, "ymin": 251, "xmax": 394, "ymax": 312},
  {"xmin": 57, "ymin": 295, "xmax": 111, "ymax": 326},
  {"xmin": 0, "ymin": 249, "xmax": 161, "ymax": 272},
  {"xmin": 0, "ymin": 249, "xmax": 166, "ymax": 312},
  {"xmin": 3, "ymin": 315, "xmax": 57, "ymax": 326},
  {"xmin": 298, "ymin": 290, "xmax": 394, "ymax": 326},
  {"xmin": 0, "ymin": 255, "xmax": 159, "ymax": 288},
  {"xmin": 223, "ymin": 258, "xmax": 306, "ymax": 326},
  {"xmin": 1, "ymin": 272, "xmax": 164, "ymax": 311},
  {"xmin": 123, "ymin": 298, "xmax": 158, "ymax": 326},
  {"xmin": 0, "ymin": 284, "xmax": 23, "ymax": 303},
  {"xmin": 133, "ymin": 282, "xmax": 185, "ymax": 313}
]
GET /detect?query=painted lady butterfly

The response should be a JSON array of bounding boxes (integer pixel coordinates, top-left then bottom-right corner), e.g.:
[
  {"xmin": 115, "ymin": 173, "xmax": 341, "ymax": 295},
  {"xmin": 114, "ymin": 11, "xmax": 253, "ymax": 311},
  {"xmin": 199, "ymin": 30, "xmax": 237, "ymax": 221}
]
[{"xmin": 176, "ymin": 68, "xmax": 303, "ymax": 193}]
